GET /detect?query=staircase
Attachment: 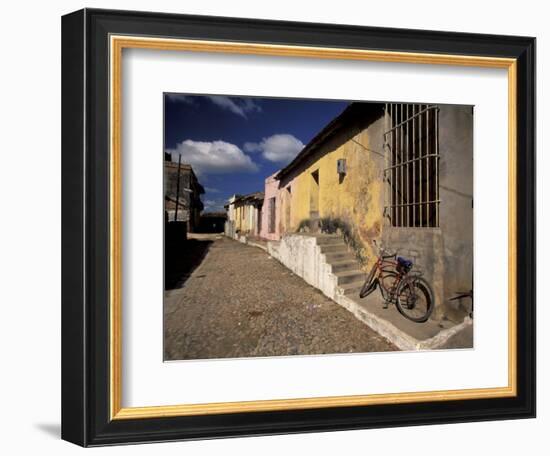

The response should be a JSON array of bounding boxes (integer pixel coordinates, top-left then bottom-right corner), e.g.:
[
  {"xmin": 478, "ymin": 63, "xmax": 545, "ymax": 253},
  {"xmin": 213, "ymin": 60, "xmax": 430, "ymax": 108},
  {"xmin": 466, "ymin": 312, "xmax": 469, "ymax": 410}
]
[
  {"xmin": 266, "ymin": 232, "xmax": 364, "ymax": 300},
  {"xmin": 315, "ymin": 234, "xmax": 365, "ymax": 297}
]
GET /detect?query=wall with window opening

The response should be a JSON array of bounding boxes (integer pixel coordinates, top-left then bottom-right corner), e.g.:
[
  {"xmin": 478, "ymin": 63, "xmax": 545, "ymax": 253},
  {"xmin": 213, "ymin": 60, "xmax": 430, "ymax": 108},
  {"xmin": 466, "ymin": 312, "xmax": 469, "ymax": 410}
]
[{"xmin": 384, "ymin": 103, "xmax": 440, "ymax": 228}]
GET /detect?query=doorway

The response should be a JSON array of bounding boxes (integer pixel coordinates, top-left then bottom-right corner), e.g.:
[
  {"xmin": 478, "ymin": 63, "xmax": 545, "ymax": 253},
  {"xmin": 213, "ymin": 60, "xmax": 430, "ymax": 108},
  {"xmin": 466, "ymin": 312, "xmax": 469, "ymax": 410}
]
[{"xmin": 310, "ymin": 169, "xmax": 320, "ymax": 219}]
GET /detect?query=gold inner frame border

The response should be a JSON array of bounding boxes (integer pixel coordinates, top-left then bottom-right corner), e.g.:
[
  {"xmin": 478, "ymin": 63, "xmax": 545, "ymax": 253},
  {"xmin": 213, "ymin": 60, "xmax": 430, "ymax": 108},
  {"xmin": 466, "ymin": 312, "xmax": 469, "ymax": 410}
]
[{"xmin": 109, "ymin": 35, "xmax": 517, "ymax": 420}]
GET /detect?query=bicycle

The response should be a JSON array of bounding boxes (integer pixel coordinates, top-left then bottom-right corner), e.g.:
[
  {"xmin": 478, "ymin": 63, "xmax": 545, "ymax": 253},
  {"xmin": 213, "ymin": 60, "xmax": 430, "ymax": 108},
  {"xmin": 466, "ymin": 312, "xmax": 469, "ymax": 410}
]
[{"xmin": 359, "ymin": 240, "xmax": 435, "ymax": 323}]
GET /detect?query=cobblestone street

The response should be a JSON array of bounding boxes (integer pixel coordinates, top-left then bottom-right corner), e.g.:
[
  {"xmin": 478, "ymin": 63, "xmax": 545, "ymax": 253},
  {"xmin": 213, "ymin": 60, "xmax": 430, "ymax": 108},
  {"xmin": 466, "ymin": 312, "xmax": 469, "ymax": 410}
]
[{"xmin": 164, "ymin": 234, "xmax": 397, "ymax": 360}]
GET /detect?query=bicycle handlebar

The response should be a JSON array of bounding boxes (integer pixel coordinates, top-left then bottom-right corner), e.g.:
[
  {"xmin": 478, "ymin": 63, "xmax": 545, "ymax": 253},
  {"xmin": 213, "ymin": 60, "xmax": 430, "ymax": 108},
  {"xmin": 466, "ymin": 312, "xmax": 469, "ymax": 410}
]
[{"xmin": 372, "ymin": 239, "xmax": 396, "ymax": 258}]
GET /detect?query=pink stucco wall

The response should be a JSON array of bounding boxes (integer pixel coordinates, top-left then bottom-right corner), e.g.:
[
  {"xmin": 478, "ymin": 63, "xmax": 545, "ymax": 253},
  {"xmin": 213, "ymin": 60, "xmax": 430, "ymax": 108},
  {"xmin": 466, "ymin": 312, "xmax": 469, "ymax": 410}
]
[{"xmin": 259, "ymin": 173, "xmax": 280, "ymax": 240}]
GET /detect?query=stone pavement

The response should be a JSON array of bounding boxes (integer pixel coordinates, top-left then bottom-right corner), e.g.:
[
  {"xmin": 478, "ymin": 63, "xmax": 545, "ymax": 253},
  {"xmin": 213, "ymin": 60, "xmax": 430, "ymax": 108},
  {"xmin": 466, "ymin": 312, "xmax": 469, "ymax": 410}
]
[{"xmin": 164, "ymin": 234, "xmax": 397, "ymax": 360}]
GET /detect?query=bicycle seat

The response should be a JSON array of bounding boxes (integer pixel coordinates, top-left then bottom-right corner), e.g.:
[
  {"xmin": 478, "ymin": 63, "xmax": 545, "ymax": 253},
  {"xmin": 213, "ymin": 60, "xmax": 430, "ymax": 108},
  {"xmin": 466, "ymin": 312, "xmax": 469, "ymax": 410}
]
[
  {"xmin": 397, "ymin": 257, "xmax": 413, "ymax": 266},
  {"xmin": 396, "ymin": 257, "xmax": 413, "ymax": 273}
]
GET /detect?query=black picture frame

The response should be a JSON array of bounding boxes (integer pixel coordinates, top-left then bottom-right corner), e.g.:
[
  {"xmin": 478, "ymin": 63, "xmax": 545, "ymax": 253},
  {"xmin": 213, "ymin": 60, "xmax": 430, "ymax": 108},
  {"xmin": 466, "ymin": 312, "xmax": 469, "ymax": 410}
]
[{"xmin": 62, "ymin": 8, "xmax": 536, "ymax": 447}]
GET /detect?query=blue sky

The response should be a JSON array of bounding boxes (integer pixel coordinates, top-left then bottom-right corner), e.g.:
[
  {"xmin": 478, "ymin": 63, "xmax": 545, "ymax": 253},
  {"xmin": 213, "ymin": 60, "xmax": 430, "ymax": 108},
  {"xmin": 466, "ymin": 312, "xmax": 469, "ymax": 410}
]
[{"xmin": 164, "ymin": 94, "xmax": 349, "ymax": 212}]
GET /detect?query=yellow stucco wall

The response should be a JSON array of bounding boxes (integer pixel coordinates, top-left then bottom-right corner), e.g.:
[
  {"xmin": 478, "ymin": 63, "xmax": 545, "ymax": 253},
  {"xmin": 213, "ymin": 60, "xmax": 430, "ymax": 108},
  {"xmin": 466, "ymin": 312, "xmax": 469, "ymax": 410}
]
[
  {"xmin": 234, "ymin": 205, "xmax": 246, "ymax": 232},
  {"xmin": 279, "ymin": 123, "xmax": 386, "ymax": 269},
  {"xmin": 234, "ymin": 205, "xmax": 245, "ymax": 232},
  {"xmin": 234, "ymin": 203, "xmax": 259, "ymax": 234}
]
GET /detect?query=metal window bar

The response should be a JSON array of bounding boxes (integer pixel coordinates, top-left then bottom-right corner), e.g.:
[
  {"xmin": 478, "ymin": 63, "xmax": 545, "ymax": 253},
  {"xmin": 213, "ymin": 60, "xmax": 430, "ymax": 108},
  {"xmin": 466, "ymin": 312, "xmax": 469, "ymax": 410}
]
[
  {"xmin": 406, "ymin": 104, "xmax": 410, "ymax": 227},
  {"xmin": 393, "ymin": 104, "xmax": 397, "ymax": 226},
  {"xmin": 397, "ymin": 105, "xmax": 403, "ymax": 226},
  {"xmin": 393, "ymin": 104, "xmax": 396, "ymax": 225},
  {"xmin": 390, "ymin": 104, "xmax": 396, "ymax": 225},
  {"xmin": 418, "ymin": 105, "xmax": 426, "ymax": 226},
  {"xmin": 386, "ymin": 103, "xmax": 390, "ymax": 223},
  {"xmin": 412, "ymin": 105, "xmax": 416, "ymax": 226},
  {"xmin": 426, "ymin": 107, "xmax": 430, "ymax": 226},
  {"xmin": 383, "ymin": 104, "xmax": 440, "ymax": 228},
  {"xmin": 435, "ymin": 106, "xmax": 440, "ymax": 226}
]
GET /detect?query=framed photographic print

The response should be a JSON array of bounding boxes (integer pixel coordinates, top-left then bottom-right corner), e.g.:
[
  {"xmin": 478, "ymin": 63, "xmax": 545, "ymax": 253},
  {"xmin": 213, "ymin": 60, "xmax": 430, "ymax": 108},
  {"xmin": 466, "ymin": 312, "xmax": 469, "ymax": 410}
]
[{"xmin": 61, "ymin": 8, "xmax": 536, "ymax": 447}]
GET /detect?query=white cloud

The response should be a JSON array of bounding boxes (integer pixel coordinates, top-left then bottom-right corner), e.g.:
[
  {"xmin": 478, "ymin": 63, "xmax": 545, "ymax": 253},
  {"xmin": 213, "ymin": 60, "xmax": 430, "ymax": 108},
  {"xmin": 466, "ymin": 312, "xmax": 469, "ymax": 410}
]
[
  {"xmin": 206, "ymin": 96, "xmax": 261, "ymax": 118},
  {"xmin": 204, "ymin": 187, "xmax": 220, "ymax": 193},
  {"xmin": 166, "ymin": 140, "xmax": 258, "ymax": 175},
  {"xmin": 244, "ymin": 134, "xmax": 304, "ymax": 164}
]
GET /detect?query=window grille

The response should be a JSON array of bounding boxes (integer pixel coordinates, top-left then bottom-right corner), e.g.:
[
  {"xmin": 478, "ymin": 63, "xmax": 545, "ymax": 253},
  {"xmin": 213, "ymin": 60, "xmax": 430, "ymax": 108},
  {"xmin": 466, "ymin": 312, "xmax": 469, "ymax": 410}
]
[
  {"xmin": 383, "ymin": 103, "xmax": 440, "ymax": 228},
  {"xmin": 268, "ymin": 197, "xmax": 276, "ymax": 233}
]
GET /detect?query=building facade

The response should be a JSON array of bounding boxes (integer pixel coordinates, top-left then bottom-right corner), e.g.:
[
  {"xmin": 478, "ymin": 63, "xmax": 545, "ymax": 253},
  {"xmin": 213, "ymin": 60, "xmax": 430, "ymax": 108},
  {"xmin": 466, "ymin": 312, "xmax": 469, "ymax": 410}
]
[
  {"xmin": 225, "ymin": 192, "xmax": 264, "ymax": 238},
  {"xmin": 270, "ymin": 102, "xmax": 473, "ymax": 321},
  {"xmin": 164, "ymin": 160, "xmax": 204, "ymax": 232},
  {"xmin": 223, "ymin": 194, "xmax": 240, "ymax": 238},
  {"xmin": 258, "ymin": 173, "xmax": 280, "ymax": 241}
]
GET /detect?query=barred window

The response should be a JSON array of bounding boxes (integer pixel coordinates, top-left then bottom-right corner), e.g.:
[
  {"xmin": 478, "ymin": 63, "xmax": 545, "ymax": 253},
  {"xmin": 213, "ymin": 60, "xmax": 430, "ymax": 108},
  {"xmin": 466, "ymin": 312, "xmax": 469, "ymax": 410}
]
[{"xmin": 383, "ymin": 104, "xmax": 440, "ymax": 228}]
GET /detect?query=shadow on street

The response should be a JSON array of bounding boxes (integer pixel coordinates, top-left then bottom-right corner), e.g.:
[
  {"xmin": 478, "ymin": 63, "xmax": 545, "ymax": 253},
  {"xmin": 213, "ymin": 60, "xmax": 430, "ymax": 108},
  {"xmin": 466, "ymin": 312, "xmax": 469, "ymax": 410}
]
[{"xmin": 165, "ymin": 238, "xmax": 213, "ymax": 290}]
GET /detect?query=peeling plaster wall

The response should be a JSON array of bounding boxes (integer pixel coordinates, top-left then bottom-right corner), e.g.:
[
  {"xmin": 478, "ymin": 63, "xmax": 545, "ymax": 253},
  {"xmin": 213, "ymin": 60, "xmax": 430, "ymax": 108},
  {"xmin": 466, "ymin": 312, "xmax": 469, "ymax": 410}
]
[
  {"xmin": 278, "ymin": 105, "xmax": 386, "ymax": 268},
  {"xmin": 275, "ymin": 104, "xmax": 473, "ymax": 322},
  {"xmin": 234, "ymin": 203, "xmax": 261, "ymax": 235}
]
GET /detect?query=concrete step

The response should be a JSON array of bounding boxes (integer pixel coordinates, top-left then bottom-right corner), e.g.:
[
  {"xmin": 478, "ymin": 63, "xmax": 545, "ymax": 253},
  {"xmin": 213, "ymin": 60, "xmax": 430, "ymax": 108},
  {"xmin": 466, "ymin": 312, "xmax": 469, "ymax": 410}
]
[
  {"xmin": 330, "ymin": 260, "xmax": 358, "ymax": 273},
  {"xmin": 339, "ymin": 280, "xmax": 365, "ymax": 296},
  {"xmin": 324, "ymin": 251, "xmax": 355, "ymax": 262},
  {"xmin": 315, "ymin": 235, "xmax": 343, "ymax": 245},
  {"xmin": 319, "ymin": 243, "xmax": 347, "ymax": 253},
  {"xmin": 335, "ymin": 270, "xmax": 365, "ymax": 285}
]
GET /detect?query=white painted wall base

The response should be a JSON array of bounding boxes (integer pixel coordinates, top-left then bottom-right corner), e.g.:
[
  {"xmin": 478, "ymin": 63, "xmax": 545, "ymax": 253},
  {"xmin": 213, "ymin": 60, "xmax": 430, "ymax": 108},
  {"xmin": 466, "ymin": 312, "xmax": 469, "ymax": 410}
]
[{"xmin": 267, "ymin": 234, "xmax": 339, "ymax": 300}]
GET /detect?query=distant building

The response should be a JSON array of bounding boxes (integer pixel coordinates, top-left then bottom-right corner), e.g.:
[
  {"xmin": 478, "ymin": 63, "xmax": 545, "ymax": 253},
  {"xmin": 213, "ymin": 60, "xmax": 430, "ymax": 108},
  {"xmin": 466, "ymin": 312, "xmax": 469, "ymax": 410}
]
[
  {"xmin": 225, "ymin": 194, "xmax": 241, "ymax": 224},
  {"xmin": 164, "ymin": 160, "xmax": 204, "ymax": 232},
  {"xmin": 224, "ymin": 192, "xmax": 264, "ymax": 238},
  {"xmin": 223, "ymin": 194, "xmax": 241, "ymax": 238}
]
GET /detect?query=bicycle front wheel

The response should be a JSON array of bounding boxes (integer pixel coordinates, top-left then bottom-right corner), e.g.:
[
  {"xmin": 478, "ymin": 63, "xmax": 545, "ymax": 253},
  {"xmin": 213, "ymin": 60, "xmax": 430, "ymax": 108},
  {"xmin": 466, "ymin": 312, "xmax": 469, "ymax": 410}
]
[
  {"xmin": 359, "ymin": 263, "xmax": 378, "ymax": 298},
  {"xmin": 396, "ymin": 277, "xmax": 434, "ymax": 323}
]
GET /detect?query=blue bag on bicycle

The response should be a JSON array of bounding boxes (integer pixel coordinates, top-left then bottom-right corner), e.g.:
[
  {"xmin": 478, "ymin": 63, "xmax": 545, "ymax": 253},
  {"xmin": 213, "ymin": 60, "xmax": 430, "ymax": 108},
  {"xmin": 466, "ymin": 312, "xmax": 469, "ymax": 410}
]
[{"xmin": 396, "ymin": 257, "xmax": 413, "ymax": 274}]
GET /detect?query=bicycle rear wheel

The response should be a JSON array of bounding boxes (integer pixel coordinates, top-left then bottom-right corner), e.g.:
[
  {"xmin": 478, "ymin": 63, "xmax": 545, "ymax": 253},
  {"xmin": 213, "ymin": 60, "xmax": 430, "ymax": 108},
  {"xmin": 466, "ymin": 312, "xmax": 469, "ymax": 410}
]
[{"xmin": 396, "ymin": 277, "xmax": 434, "ymax": 323}]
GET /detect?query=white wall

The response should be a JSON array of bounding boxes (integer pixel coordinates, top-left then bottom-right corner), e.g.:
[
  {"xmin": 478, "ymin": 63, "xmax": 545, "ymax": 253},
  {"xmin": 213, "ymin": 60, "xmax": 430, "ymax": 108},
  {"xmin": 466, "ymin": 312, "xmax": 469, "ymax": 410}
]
[{"xmin": 0, "ymin": 1, "xmax": 545, "ymax": 455}]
